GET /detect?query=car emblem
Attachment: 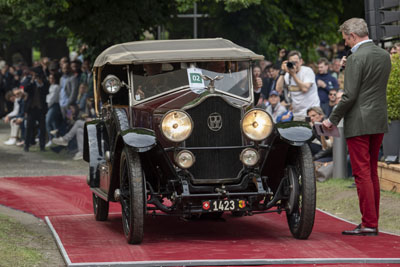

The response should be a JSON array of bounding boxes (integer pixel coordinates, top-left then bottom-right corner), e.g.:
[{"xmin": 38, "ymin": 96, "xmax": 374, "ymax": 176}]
[{"xmin": 207, "ymin": 112, "xmax": 223, "ymax": 131}]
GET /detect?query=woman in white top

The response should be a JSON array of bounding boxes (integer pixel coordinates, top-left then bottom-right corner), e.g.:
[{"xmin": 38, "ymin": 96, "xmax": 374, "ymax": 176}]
[{"xmin": 3, "ymin": 89, "xmax": 24, "ymax": 145}]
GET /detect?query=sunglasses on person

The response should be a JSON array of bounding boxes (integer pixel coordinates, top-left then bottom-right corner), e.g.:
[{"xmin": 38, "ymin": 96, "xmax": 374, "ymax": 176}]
[{"xmin": 329, "ymin": 93, "xmax": 336, "ymax": 96}]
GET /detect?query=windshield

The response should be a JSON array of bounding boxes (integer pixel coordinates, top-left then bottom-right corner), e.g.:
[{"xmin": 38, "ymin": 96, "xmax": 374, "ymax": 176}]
[{"xmin": 132, "ymin": 61, "xmax": 251, "ymax": 101}]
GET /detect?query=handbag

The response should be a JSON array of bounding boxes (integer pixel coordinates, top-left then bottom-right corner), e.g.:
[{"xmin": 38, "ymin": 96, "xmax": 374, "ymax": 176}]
[{"xmin": 314, "ymin": 161, "xmax": 333, "ymax": 182}]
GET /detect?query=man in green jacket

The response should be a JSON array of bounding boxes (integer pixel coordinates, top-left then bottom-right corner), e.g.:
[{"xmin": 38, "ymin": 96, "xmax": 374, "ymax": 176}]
[{"xmin": 323, "ymin": 18, "xmax": 391, "ymax": 236}]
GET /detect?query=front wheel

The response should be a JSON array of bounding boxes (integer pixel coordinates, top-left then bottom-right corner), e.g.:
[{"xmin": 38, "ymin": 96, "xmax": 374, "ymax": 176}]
[
  {"xmin": 120, "ymin": 147, "xmax": 145, "ymax": 244},
  {"xmin": 286, "ymin": 144, "xmax": 316, "ymax": 239},
  {"xmin": 93, "ymin": 193, "xmax": 109, "ymax": 221}
]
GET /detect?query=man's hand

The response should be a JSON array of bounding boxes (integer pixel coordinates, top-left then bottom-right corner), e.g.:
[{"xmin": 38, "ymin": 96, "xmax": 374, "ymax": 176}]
[
  {"xmin": 278, "ymin": 49, "xmax": 286, "ymax": 60},
  {"xmin": 282, "ymin": 60, "xmax": 296, "ymax": 76},
  {"xmin": 317, "ymin": 79, "xmax": 326, "ymax": 88},
  {"xmin": 322, "ymin": 119, "xmax": 333, "ymax": 129},
  {"xmin": 282, "ymin": 111, "xmax": 292, "ymax": 120},
  {"xmin": 4, "ymin": 116, "xmax": 9, "ymax": 124},
  {"xmin": 254, "ymin": 77, "xmax": 262, "ymax": 90},
  {"xmin": 287, "ymin": 66, "xmax": 296, "ymax": 77},
  {"xmin": 340, "ymin": 56, "xmax": 347, "ymax": 69},
  {"xmin": 281, "ymin": 60, "xmax": 289, "ymax": 73}
]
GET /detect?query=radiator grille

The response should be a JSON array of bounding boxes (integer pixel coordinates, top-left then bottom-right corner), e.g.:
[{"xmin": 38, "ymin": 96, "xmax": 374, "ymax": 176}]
[{"xmin": 185, "ymin": 97, "xmax": 243, "ymax": 181}]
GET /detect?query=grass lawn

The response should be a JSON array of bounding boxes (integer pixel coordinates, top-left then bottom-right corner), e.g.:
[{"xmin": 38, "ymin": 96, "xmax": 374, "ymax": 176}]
[
  {"xmin": 0, "ymin": 214, "xmax": 43, "ymax": 266},
  {"xmin": 317, "ymin": 178, "xmax": 400, "ymax": 235}
]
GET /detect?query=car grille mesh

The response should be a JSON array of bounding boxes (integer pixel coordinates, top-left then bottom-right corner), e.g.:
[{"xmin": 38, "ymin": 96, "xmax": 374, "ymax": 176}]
[{"xmin": 185, "ymin": 97, "xmax": 243, "ymax": 181}]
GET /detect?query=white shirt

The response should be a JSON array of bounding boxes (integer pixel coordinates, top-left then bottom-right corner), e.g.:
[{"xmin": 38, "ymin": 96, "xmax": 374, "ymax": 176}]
[
  {"xmin": 46, "ymin": 84, "xmax": 60, "ymax": 108},
  {"xmin": 351, "ymin": 39, "xmax": 372, "ymax": 54},
  {"xmin": 6, "ymin": 98, "xmax": 21, "ymax": 118},
  {"xmin": 284, "ymin": 66, "xmax": 320, "ymax": 117}
]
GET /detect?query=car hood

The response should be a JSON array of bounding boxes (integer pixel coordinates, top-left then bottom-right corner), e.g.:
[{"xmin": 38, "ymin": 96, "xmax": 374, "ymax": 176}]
[{"xmin": 135, "ymin": 88, "xmax": 251, "ymax": 115}]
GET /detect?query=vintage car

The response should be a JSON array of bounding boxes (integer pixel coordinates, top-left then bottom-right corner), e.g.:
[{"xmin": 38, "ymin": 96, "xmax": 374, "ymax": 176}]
[{"xmin": 84, "ymin": 38, "xmax": 316, "ymax": 244}]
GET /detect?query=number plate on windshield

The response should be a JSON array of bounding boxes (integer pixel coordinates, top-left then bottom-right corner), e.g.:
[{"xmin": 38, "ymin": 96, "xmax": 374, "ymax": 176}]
[{"xmin": 202, "ymin": 199, "xmax": 246, "ymax": 212}]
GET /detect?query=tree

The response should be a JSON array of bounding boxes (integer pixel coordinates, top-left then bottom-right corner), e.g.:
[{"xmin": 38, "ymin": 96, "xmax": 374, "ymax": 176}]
[
  {"xmin": 55, "ymin": 0, "xmax": 177, "ymax": 59},
  {"xmin": 0, "ymin": 0, "xmax": 354, "ymax": 64},
  {"xmin": 167, "ymin": 0, "xmax": 344, "ymax": 62},
  {"xmin": 0, "ymin": 0, "xmax": 177, "ymax": 62},
  {"xmin": 0, "ymin": 0, "xmax": 69, "ymax": 64}
]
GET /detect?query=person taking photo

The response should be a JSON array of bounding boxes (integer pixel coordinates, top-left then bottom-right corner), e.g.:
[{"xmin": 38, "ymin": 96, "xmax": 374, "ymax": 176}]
[{"xmin": 276, "ymin": 50, "xmax": 320, "ymax": 121}]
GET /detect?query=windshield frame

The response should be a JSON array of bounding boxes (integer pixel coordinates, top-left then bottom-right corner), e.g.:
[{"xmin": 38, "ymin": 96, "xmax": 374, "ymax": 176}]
[{"xmin": 128, "ymin": 62, "xmax": 254, "ymax": 106}]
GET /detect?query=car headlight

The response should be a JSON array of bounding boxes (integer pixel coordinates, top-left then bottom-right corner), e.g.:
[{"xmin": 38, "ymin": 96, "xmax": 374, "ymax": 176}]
[
  {"xmin": 240, "ymin": 148, "xmax": 259, "ymax": 166},
  {"xmin": 241, "ymin": 109, "xmax": 273, "ymax": 141},
  {"xmin": 175, "ymin": 150, "xmax": 195, "ymax": 169},
  {"xmin": 102, "ymin": 75, "xmax": 121, "ymax": 94},
  {"xmin": 161, "ymin": 110, "xmax": 193, "ymax": 142}
]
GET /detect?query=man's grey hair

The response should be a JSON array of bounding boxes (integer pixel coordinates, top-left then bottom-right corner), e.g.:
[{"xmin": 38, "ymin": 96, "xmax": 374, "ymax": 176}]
[
  {"xmin": 339, "ymin": 18, "xmax": 369, "ymax": 37},
  {"xmin": 287, "ymin": 50, "xmax": 302, "ymax": 59}
]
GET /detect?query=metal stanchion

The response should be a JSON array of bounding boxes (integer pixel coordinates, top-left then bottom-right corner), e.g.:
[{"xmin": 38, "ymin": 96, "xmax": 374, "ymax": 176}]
[{"xmin": 333, "ymin": 121, "xmax": 347, "ymax": 178}]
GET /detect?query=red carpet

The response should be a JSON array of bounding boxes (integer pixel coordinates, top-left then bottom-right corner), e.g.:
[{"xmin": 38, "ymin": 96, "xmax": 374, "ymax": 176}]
[{"xmin": 0, "ymin": 176, "xmax": 399, "ymax": 266}]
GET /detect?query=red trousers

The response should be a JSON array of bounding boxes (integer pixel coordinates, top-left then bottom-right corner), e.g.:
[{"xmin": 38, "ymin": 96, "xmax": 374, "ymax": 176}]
[{"xmin": 346, "ymin": 133, "xmax": 384, "ymax": 228}]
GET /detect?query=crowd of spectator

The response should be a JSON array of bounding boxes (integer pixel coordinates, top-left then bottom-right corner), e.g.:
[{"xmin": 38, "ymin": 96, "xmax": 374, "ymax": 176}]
[
  {"xmin": 0, "ymin": 41, "xmax": 399, "ymax": 162},
  {"xmin": 253, "ymin": 41, "xmax": 400, "ymax": 166},
  {"xmin": 0, "ymin": 53, "xmax": 94, "ymax": 160}
]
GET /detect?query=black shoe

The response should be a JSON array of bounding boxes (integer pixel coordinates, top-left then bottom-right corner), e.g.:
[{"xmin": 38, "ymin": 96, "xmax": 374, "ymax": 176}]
[
  {"xmin": 40, "ymin": 147, "xmax": 45, "ymax": 152},
  {"xmin": 24, "ymin": 146, "xmax": 29, "ymax": 152},
  {"xmin": 342, "ymin": 224, "xmax": 378, "ymax": 236},
  {"xmin": 347, "ymin": 182, "xmax": 356, "ymax": 188}
]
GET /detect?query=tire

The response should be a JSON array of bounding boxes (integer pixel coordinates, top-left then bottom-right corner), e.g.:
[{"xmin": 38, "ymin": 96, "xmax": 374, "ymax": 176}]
[
  {"xmin": 93, "ymin": 193, "xmax": 109, "ymax": 221},
  {"xmin": 286, "ymin": 144, "xmax": 316, "ymax": 239},
  {"xmin": 119, "ymin": 147, "xmax": 145, "ymax": 244}
]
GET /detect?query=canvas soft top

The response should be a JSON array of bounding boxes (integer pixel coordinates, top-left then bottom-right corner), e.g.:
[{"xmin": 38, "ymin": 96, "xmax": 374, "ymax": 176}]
[{"xmin": 93, "ymin": 38, "xmax": 264, "ymax": 67}]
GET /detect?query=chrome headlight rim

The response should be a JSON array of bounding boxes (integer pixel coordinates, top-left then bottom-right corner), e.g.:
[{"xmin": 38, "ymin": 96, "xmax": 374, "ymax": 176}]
[
  {"xmin": 102, "ymin": 74, "xmax": 122, "ymax": 94},
  {"xmin": 175, "ymin": 150, "xmax": 196, "ymax": 169},
  {"xmin": 241, "ymin": 108, "xmax": 274, "ymax": 141},
  {"xmin": 160, "ymin": 109, "xmax": 194, "ymax": 143},
  {"xmin": 240, "ymin": 148, "xmax": 260, "ymax": 167}
]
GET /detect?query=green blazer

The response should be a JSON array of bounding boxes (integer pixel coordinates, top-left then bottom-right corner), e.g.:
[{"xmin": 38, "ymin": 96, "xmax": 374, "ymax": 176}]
[{"xmin": 329, "ymin": 41, "xmax": 391, "ymax": 138}]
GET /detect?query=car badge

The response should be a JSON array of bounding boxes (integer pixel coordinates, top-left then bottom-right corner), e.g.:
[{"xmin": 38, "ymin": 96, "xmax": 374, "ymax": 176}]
[
  {"xmin": 239, "ymin": 200, "xmax": 246, "ymax": 209},
  {"xmin": 207, "ymin": 112, "xmax": 223, "ymax": 131}
]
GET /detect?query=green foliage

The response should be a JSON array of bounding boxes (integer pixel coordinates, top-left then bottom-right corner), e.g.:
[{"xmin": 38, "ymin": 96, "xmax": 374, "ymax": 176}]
[
  {"xmin": 1, "ymin": 0, "xmax": 348, "ymax": 64},
  {"xmin": 0, "ymin": 0, "xmax": 68, "ymax": 49},
  {"xmin": 56, "ymin": 0, "xmax": 177, "ymax": 58},
  {"xmin": 387, "ymin": 54, "xmax": 400, "ymax": 121},
  {"xmin": 176, "ymin": 0, "xmax": 261, "ymax": 12},
  {"xmin": 217, "ymin": 0, "xmax": 261, "ymax": 12},
  {"xmin": 168, "ymin": 0, "xmax": 343, "ymax": 62}
]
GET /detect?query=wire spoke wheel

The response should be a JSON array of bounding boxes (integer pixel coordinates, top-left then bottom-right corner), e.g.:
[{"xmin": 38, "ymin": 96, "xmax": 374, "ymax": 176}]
[
  {"xmin": 286, "ymin": 144, "xmax": 316, "ymax": 239},
  {"xmin": 119, "ymin": 147, "xmax": 144, "ymax": 244}
]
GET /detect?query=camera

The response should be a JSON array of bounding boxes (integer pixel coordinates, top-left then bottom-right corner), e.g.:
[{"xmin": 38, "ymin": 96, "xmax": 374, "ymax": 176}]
[{"xmin": 286, "ymin": 61, "xmax": 294, "ymax": 69}]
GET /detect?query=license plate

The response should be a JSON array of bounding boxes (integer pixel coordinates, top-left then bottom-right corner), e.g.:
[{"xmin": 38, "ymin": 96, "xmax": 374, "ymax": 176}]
[{"xmin": 202, "ymin": 199, "xmax": 246, "ymax": 212}]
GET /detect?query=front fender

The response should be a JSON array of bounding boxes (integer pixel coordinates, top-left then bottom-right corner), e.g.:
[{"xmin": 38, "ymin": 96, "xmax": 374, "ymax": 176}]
[
  {"xmin": 113, "ymin": 108, "xmax": 157, "ymax": 152},
  {"xmin": 121, "ymin": 128, "xmax": 157, "ymax": 152},
  {"xmin": 276, "ymin": 121, "xmax": 313, "ymax": 146}
]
